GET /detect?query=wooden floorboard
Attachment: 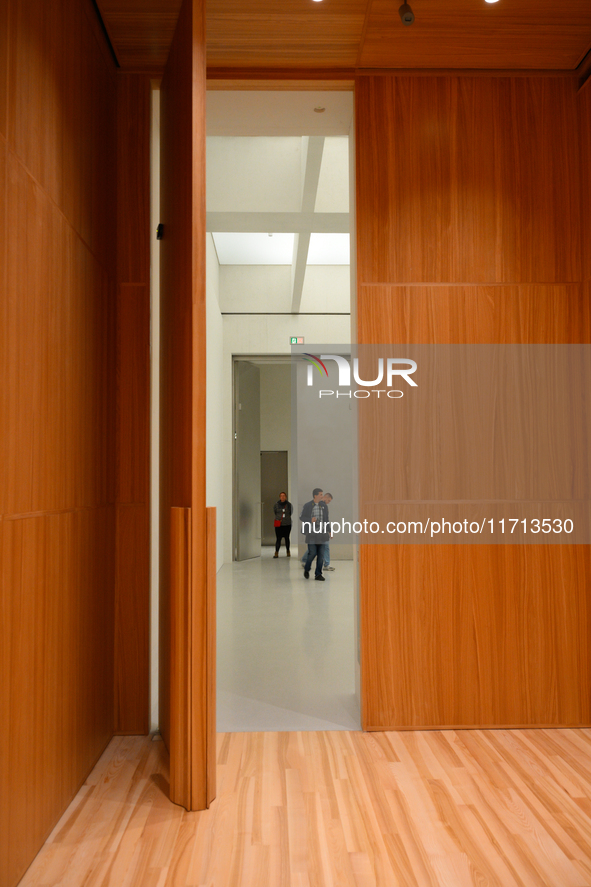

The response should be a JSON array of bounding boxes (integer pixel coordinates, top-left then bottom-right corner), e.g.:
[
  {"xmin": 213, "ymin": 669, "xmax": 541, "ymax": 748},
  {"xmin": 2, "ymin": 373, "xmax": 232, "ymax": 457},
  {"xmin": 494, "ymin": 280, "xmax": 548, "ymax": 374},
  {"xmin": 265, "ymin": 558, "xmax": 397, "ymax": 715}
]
[{"xmin": 17, "ymin": 729, "xmax": 591, "ymax": 886}]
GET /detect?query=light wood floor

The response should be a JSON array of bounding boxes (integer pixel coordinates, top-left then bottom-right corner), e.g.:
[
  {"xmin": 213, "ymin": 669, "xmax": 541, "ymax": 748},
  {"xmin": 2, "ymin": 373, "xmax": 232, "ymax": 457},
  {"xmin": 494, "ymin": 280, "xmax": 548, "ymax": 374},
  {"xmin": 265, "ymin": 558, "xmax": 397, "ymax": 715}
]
[{"xmin": 18, "ymin": 729, "xmax": 591, "ymax": 887}]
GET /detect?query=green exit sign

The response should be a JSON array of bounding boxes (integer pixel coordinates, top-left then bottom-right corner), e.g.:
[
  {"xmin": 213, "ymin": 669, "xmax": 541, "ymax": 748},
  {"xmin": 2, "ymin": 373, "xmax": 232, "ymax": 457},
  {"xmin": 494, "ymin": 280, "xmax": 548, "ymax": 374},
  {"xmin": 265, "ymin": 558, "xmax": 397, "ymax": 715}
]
[{"xmin": 290, "ymin": 336, "xmax": 304, "ymax": 345}]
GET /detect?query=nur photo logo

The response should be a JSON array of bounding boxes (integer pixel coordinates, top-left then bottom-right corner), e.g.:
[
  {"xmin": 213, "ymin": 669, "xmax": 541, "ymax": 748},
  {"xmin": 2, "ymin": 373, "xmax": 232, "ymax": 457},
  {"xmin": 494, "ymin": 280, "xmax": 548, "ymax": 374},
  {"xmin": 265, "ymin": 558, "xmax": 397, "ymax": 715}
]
[{"xmin": 301, "ymin": 353, "xmax": 418, "ymax": 398}]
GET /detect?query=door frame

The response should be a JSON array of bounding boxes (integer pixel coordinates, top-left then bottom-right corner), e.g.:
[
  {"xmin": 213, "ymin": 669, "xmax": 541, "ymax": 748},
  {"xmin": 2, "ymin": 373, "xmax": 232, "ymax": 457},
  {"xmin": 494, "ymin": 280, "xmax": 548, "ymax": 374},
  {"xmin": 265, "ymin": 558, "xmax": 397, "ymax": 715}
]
[{"xmin": 232, "ymin": 355, "xmax": 293, "ymax": 560}]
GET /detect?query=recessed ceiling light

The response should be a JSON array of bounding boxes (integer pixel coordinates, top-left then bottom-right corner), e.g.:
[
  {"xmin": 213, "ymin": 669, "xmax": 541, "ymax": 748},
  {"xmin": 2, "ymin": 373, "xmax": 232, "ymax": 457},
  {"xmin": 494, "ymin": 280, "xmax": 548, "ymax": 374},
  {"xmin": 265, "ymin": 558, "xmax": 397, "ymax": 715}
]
[
  {"xmin": 484, "ymin": 0, "xmax": 500, "ymax": 3},
  {"xmin": 314, "ymin": 107, "xmax": 326, "ymax": 113}
]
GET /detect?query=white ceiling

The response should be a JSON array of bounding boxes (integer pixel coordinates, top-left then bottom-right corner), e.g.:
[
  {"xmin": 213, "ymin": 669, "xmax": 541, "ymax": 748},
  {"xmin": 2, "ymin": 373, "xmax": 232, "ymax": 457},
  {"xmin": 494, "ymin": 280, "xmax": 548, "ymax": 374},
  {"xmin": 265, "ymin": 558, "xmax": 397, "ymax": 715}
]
[
  {"xmin": 206, "ymin": 91, "xmax": 353, "ymax": 313},
  {"xmin": 206, "ymin": 91, "xmax": 354, "ymax": 138},
  {"xmin": 213, "ymin": 232, "xmax": 295, "ymax": 264},
  {"xmin": 212, "ymin": 232, "xmax": 350, "ymax": 266}
]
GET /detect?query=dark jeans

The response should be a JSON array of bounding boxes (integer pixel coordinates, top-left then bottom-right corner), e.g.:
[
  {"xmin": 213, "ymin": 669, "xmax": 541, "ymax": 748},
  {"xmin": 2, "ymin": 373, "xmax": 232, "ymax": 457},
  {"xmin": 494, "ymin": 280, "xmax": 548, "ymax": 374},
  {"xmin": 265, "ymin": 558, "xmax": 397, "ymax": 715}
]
[
  {"xmin": 304, "ymin": 543, "xmax": 325, "ymax": 576},
  {"xmin": 274, "ymin": 524, "xmax": 291, "ymax": 552}
]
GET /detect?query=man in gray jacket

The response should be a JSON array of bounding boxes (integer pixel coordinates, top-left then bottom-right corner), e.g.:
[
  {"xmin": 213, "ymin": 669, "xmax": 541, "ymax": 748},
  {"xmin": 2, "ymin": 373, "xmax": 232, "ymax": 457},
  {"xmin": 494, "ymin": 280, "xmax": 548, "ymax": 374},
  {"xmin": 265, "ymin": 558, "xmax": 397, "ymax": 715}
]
[{"xmin": 299, "ymin": 488, "xmax": 329, "ymax": 581}]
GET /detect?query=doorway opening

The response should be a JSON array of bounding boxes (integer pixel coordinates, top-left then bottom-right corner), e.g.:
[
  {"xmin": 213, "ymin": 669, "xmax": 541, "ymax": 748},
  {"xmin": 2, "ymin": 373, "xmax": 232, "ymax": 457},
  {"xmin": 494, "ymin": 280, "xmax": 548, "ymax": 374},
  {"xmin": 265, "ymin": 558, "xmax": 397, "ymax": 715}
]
[
  {"xmin": 233, "ymin": 356, "xmax": 292, "ymax": 562},
  {"xmin": 206, "ymin": 89, "xmax": 360, "ymax": 732},
  {"xmin": 260, "ymin": 451, "xmax": 288, "ymax": 546}
]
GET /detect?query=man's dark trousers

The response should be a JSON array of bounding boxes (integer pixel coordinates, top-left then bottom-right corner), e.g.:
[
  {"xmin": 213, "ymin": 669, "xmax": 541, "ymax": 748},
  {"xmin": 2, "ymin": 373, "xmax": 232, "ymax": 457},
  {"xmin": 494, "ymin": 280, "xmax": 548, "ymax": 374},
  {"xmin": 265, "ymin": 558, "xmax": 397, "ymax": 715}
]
[{"xmin": 304, "ymin": 543, "xmax": 325, "ymax": 577}]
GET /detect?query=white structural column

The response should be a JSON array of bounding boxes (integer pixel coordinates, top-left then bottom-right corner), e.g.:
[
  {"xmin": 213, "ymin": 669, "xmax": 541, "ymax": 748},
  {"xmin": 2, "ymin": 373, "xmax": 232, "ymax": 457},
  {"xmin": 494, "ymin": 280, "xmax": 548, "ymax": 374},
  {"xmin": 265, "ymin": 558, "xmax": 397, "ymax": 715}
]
[{"xmin": 291, "ymin": 137, "xmax": 325, "ymax": 314}]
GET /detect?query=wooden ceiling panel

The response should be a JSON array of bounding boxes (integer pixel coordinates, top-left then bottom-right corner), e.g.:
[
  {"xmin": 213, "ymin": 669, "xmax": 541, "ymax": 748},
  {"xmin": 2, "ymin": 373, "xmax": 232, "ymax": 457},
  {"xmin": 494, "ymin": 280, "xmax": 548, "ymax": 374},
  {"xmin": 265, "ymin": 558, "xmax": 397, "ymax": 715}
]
[
  {"xmin": 207, "ymin": 10, "xmax": 367, "ymax": 68},
  {"xmin": 360, "ymin": 0, "xmax": 591, "ymax": 70},
  {"xmin": 96, "ymin": 1, "xmax": 183, "ymax": 69},
  {"xmin": 94, "ymin": 0, "xmax": 591, "ymax": 73}
]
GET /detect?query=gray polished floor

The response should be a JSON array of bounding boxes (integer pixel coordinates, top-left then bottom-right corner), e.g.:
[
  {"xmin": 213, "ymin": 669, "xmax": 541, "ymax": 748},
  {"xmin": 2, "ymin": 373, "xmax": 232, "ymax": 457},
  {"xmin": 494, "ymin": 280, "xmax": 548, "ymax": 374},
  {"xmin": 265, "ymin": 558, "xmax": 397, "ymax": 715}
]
[{"xmin": 217, "ymin": 546, "xmax": 360, "ymax": 732}]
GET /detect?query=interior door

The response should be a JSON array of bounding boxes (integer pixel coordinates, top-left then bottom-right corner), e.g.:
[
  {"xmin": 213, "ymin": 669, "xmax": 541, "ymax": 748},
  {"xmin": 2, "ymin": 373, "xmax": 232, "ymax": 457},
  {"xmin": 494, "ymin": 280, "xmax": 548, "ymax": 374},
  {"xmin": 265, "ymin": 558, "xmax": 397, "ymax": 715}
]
[
  {"xmin": 235, "ymin": 361, "xmax": 261, "ymax": 560},
  {"xmin": 159, "ymin": 0, "xmax": 215, "ymax": 812},
  {"xmin": 261, "ymin": 451, "xmax": 289, "ymax": 545}
]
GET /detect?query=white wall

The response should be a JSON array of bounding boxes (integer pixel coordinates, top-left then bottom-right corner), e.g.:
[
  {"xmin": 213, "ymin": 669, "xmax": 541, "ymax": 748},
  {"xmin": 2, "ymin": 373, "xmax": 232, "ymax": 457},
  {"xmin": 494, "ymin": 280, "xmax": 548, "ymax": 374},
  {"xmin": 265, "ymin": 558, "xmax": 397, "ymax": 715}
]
[
  {"xmin": 206, "ymin": 233, "xmax": 225, "ymax": 571},
  {"xmin": 219, "ymin": 264, "xmax": 350, "ymax": 314},
  {"xmin": 314, "ymin": 136, "xmax": 349, "ymax": 212},
  {"xmin": 207, "ymin": 137, "xmax": 302, "ymax": 212},
  {"xmin": 260, "ymin": 364, "xmax": 291, "ymax": 453}
]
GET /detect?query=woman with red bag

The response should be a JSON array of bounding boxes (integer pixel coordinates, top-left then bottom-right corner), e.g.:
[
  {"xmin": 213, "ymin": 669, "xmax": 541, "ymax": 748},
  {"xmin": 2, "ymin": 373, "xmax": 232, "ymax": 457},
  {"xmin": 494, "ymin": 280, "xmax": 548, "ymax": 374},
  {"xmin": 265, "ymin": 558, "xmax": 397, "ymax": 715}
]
[{"xmin": 273, "ymin": 492, "xmax": 293, "ymax": 557}]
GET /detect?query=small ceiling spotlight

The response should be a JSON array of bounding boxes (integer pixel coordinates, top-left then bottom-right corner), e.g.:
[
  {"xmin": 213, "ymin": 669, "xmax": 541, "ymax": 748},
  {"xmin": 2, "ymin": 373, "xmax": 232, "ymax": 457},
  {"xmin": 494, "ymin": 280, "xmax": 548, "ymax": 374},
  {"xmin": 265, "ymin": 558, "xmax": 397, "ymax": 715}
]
[
  {"xmin": 314, "ymin": 106, "xmax": 326, "ymax": 113},
  {"xmin": 484, "ymin": 0, "xmax": 500, "ymax": 3},
  {"xmin": 398, "ymin": 3, "xmax": 415, "ymax": 25}
]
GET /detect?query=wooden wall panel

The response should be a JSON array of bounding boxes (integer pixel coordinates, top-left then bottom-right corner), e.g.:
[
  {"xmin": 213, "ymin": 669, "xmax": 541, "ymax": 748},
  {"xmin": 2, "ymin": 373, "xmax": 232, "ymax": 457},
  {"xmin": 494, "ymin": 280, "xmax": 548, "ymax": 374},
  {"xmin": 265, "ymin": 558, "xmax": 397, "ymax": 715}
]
[
  {"xmin": 0, "ymin": 509, "xmax": 116, "ymax": 887},
  {"xmin": 0, "ymin": 139, "xmax": 8, "ymax": 495},
  {"xmin": 356, "ymin": 75, "xmax": 590, "ymax": 731},
  {"xmin": 356, "ymin": 77, "xmax": 581, "ymax": 286},
  {"xmin": 2, "ymin": 155, "xmax": 115, "ymax": 516},
  {"xmin": 114, "ymin": 69, "xmax": 151, "ymax": 737},
  {"xmin": 7, "ymin": 0, "xmax": 64, "ymax": 207},
  {"xmin": 114, "ymin": 504, "xmax": 150, "ymax": 733},
  {"xmin": 358, "ymin": 284, "xmax": 591, "ymax": 345},
  {"xmin": 362, "ymin": 545, "xmax": 591, "ymax": 730},
  {"xmin": 1, "ymin": 2, "xmax": 118, "ymax": 885},
  {"xmin": 117, "ymin": 78, "xmax": 150, "ymax": 285},
  {"xmin": 114, "ymin": 284, "xmax": 150, "ymax": 736},
  {"xmin": 0, "ymin": 0, "xmax": 7, "ymax": 139},
  {"xmin": 580, "ymin": 85, "xmax": 591, "ymax": 284},
  {"xmin": 117, "ymin": 285, "xmax": 150, "ymax": 504}
]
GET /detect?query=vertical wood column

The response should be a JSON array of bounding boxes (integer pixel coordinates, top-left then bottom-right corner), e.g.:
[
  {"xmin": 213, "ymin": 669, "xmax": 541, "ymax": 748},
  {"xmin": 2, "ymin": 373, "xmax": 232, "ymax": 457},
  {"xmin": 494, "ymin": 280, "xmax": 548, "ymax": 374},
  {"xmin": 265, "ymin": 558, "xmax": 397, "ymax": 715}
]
[
  {"xmin": 114, "ymin": 73, "xmax": 151, "ymax": 735},
  {"xmin": 170, "ymin": 507, "xmax": 192, "ymax": 800},
  {"xmin": 206, "ymin": 507, "xmax": 217, "ymax": 807},
  {"xmin": 580, "ymin": 82, "xmax": 591, "ymax": 327},
  {"xmin": 160, "ymin": 0, "xmax": 214, "ymax": 811},
  {"xmin": 356, "ymin": 75, "xmax": 591, "ymax": 730}
]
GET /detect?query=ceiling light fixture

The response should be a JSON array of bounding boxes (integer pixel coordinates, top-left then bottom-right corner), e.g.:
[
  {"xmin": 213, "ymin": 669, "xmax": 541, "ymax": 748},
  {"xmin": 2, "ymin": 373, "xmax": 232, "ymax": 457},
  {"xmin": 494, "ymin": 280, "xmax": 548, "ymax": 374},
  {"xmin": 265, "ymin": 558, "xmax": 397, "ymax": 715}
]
[
  {"xmin": 398, "ymin": 3, "xmax": 415, "ymax": 25},
  {"xmin": 484, "ymin": 0, "xmax": 500, "ymax": 3},
  {"xmin": 314, "ymin": 107, "xmax": 326, "ymax": 113}
]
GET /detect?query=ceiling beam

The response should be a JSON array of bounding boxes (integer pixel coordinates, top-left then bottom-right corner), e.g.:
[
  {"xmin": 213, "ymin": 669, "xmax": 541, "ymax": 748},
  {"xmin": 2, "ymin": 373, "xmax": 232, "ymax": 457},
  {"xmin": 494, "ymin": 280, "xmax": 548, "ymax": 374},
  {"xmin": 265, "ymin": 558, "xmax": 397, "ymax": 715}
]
[
  {"xmin": 206, "ymin": 211, "xmax": 348, "ymax": 234},
  {"xmin": 291, "ymin": 137, "xmax": 324, "ymax": 314}
]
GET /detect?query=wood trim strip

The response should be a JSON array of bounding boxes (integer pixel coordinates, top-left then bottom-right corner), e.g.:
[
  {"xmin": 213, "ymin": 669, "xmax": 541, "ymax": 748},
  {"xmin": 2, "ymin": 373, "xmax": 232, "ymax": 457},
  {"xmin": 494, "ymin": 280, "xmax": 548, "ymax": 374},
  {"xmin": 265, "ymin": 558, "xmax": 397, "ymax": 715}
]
[
  {"xmin": 206, "ymin": 66, "xmax": 355, "ymax": 82},
  {"xmin": 206, "ymin": 507, "xmax": 216, "ymax": 807},
  {"xmin": 355, "ymin": 67, "xmax": 579, "ymax": 78},
  {"xmin": 206, "ymin": 79, "xmax": 355, "ymax": 92},
  {"xmin": 169, "ymin": 506, "xmax": 192, "ymax": 807},
  {"xmin": 365, "ymin": 723, "xmax": 591, "ymax": 732},
  {"xmin": 205, "ymin": 66, "xmax": 579, "ymax": 86}
]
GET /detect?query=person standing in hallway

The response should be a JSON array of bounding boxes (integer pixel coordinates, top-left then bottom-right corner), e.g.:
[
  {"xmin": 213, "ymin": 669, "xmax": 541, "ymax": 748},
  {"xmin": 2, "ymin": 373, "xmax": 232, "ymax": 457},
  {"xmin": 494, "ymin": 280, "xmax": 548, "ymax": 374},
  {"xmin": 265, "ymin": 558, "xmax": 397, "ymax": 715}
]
[
  {"xmin": 273, "ymin": 491, "xmax": 293, "ymax": 557},
  {"xmin": 300, "ymin": 488, "xmax": 329, "ymax": 580},
  {"xmin": 301, "ymin": 491, "xmax": 335, "ymax": 571},
  {"xmin": 321, "ymin": 492, "xmax": 335, "ymax": 570}
]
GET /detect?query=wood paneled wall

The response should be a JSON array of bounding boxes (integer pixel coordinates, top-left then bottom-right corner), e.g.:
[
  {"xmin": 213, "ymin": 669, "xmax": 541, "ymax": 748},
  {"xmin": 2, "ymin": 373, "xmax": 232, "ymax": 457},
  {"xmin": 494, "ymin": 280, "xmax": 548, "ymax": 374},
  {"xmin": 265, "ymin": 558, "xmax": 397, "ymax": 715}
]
[
  {"xmin": 115, "ymin": 73, "xmax": 151, "ymax": 735},
  {"xmin": 0, "ymin": 1, "xmax": 118, "ymax": 885},
  {"xmin": 356, "ymin": 75, "xmax": 591, "ymax": 730},
  {"xmin": 581, "ymin": 83, "xmax": 591, "ymax": 292}
]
